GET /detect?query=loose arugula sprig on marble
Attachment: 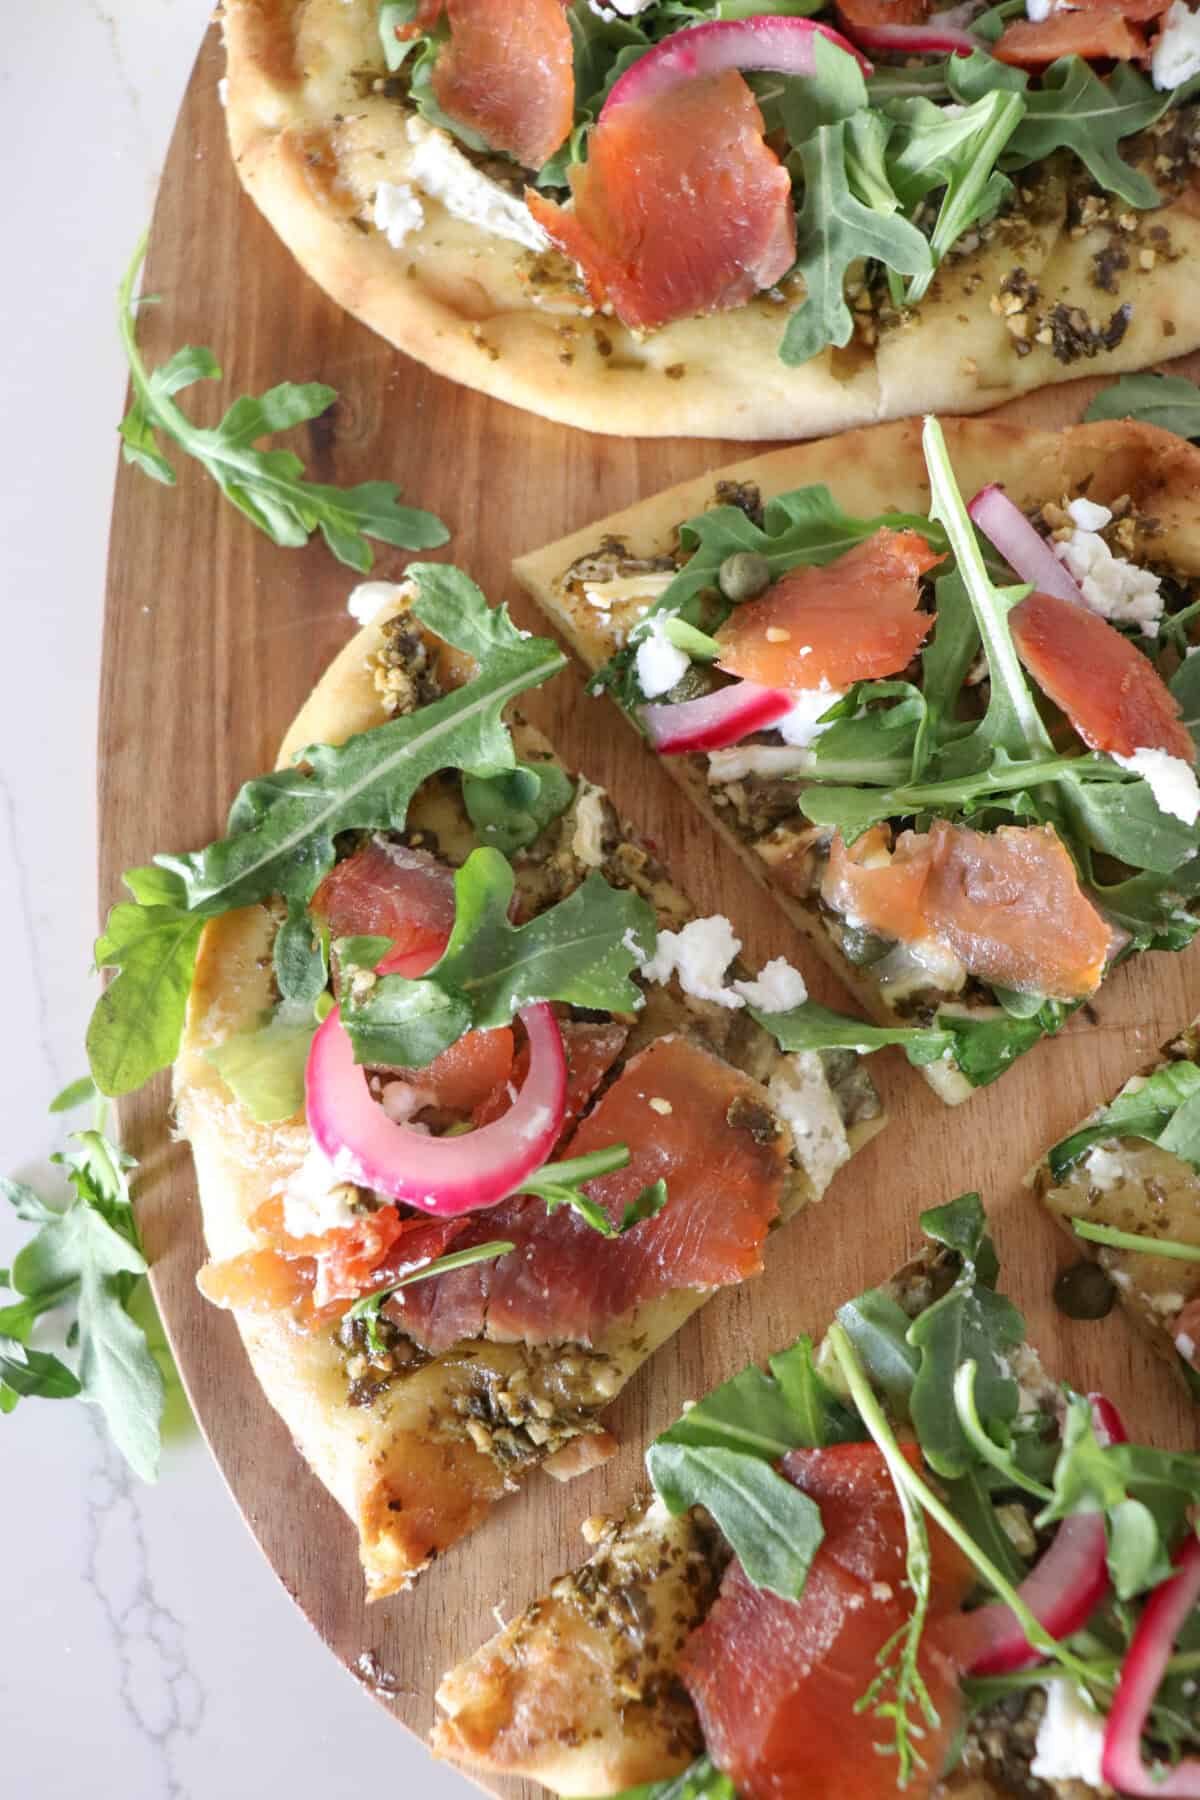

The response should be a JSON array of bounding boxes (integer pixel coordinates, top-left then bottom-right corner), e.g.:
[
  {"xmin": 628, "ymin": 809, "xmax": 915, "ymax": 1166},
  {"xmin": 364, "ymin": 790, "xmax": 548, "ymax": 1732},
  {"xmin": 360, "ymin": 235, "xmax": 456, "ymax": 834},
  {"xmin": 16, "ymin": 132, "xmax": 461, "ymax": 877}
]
[
  {"xmin": 118, "ymin": 235, "xmax": 449, "ymax": 571},
  {"xmin": 377, "ymin": 0, "xmax": 1200, "ymax": 366},
  {"xmin": 87, "ymin": 569, "xmax": 566, "ymax": 1097},
  {"xmin": 2, "ymin": 1096, "xmax": 169, "ymax": 1481}
]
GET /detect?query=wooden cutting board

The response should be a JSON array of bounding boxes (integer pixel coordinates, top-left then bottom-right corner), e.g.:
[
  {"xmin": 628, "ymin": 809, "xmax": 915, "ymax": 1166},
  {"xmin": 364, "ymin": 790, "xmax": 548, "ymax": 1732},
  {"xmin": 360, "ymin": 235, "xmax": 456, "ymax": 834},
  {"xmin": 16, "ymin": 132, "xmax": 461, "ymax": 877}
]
[{"xmin": 100, "ymin": 25, "xmax": 1200, "ymax": 1799}]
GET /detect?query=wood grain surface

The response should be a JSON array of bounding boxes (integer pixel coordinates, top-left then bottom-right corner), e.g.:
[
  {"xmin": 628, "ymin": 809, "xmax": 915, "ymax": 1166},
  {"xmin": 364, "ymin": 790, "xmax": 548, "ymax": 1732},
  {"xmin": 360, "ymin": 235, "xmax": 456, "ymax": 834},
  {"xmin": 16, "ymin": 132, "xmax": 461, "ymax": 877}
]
[{"xmin": 99, "ymin": 26, "xmax": 1200, "ymax": 1799}]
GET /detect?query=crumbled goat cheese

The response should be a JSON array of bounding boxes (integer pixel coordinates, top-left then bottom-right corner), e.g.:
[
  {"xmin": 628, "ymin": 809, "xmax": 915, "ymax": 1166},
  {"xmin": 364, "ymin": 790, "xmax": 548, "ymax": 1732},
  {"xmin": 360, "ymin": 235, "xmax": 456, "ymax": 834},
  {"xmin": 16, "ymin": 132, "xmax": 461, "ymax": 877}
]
[
  {"xmin": 732, "ymin": 958, "xmax": 809, "ymax": 1013},
  {"xmin": 217, "ymin": 76, "xmax": 229, "ymax": 107},
  {"xmin": 1054, "ymin": 525, "xmax": 1164, "ymax": 634},
  {"xmin": 347, "ymin": 580, "xmax": 405, "ymax": 626},
  {"xmin": 641, "ymin": 915, "xmax": 744, "ymax": 1007},
  {"xmin": 641, "ymin": 917, "xmax": 809, "ymax": 1014},
  {"xmin": 1031, "ymin": 1681, "xmax": 1107, "ymax": 1790},
  {"xmin": 1067, "ymin": 496, "xmax": 1113, "ymax": 534},
  {"xmin": 1085, "ymin": 1142, "xmax": 1128, "ymax": 1191},
  {"xmin": 767, "ymin": 1053, "xmax": 851, "ymax": 1195},
  {"xmin": 589, "ymin": 0, "xmax": 655, "ymax": 15},
  {"xmin": 571, "ymin": 782, "xmax": 609, "ymax": 868},
  {"xmin": 1177, "ymin": 1331, "xmax": 1197, "ymax": 1362},
  {"xmin": 635, "ymin": 617, "xmax": 691, "ymax": 700},
  {"xmin": 706, "ymin": 744, "xmax": 816, "ymax": 783},
  {"xmin": 380, "ymin": 1081, "xmax": 434, "ymax": 1124},
  {"xmin": 1153, "ymin": 1, "xmax": 1200, "ymax": 88},
  {"xmin": 1150, "ymin": 1290, "xmax": 1186, "ymax": 1316},
  {"xmin": 777, "ymin": 686, "xmax": 845, "ymax": 748},
  {"xmin": 1113, "ymin": 747, "xmax": 1200, "ymax": 825},
  {"xmin": 374, "ymin": 181, "xmax": 426, "ymax": 249},
  {"xmin": 405, "ymin": 118, "xmax": 549, "ymax": 251},
  {"xmin": 279, "ymin": 1143, "xmax": 359, "ymax": 1238},
  {"xmin": 582, "ymin": 572, "xmax": 676, "ymax": 612}
]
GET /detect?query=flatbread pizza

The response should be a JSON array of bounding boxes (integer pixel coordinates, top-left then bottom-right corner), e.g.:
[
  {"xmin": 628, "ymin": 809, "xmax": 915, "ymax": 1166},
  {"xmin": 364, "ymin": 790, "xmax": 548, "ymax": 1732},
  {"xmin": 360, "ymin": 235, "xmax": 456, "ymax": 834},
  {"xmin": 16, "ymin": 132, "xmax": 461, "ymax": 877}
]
[
  {"xmin": 148, "ymin": 570, "xmax": 898, "ymax": 1599},
  {"xmin": 516, "ymin": 411, "xmax": 1200, "ymax": 1104},
  {"xmin": 220, "ymin": 0, "xmax": 1200, "ymax": 439},
  {"xmin": 433, "ymin": 1192, "xmax": 1200, "ymax": 1800},
  {"xmin": 1033, "ymin": 1011, "xmax": 1200, "ymax": 1402}
]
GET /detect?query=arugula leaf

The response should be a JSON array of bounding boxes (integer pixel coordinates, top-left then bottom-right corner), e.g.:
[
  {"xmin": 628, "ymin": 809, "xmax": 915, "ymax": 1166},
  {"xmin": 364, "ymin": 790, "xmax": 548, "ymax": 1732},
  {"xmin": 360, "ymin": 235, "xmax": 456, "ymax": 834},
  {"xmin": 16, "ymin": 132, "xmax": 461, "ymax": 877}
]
[
  {"xmin": 885, "ymin": 91, "xmax": 1026, "ymax": 304},
  {"xmin": 647, "ymin": 1439, "xmax": 825, "ymax": 1599},
  {"xmin": 87, "ymin": 875, "xmax": 207, "ymax": 1098},
  {"xmin": 273, "ymin": 907, "xmax": 329, "ymax": 1008},
  {"xmin": 462, "ymin": 762, "xmax": 576, "ymax": 855},
  {"xmin": 834, "ymin": 1287, "xmax": 921, "ymax": 1404},
  {"xmin": 163, "ymin": 574, "xmax": 561, "ymax": 918},
  {"xmin": 750, "ymin": 997, "xmax": 954, "ymax": 1068},
  {"xmin": 938, "ymin": 1001, "xmax": 1075, "ymax": 1090},
  {"xmin": 1048, "ymin": 1060, "xmax": 1200, "ymax": 1178},
  {"xmin": 998, "ymin": 59, "xmax": 1171, "ymax": 211},
  {"xmin": 781, "ymin": 119, "xmax": 932, "ymax": 366},
  {"xmin": 118, "ymin": 238, "xmax": 449, "ymax": 571},
  {"xmin": 515, "ymin": 1148, "xmax": 669, "ymax": 1239},
  {"xmin": 1086, "ymin": 372, "xmax": 1200, "ymax": 440},
  {"xmin": 657, "ymin": 1335, "xmax": 857, "ymax": 1461},
  {"xmin": 4, "ymin": 1130, "xmax": 164, "ymax": 1479},
  {"xmin": 908, "ymin": 1193, "xmax": 1025, "ymax": 1479},
  {"xmin": 341, "ymin": 849, "xmax": 655, "ymax": 1067},
  {"xmin": 49, "ymin": 1076, "xmax": 99, "ymax": 1114},
  {"xmin": 205, "ymin": 1002, "xmax": 316, "ymax": 1124},
  {"xmin": 587, "ymin": 1757, "xmax": 735, "ymax": 1800}
]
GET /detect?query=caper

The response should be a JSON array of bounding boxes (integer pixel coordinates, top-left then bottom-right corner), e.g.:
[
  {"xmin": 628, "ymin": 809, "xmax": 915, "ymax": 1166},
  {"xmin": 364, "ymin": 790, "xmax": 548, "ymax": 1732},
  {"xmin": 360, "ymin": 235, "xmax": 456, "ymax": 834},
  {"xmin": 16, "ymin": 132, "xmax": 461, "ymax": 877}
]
[
  {"xmin": 718, "ymin": 551, "xmax": 771, "ymax": 603},
  {"xmin": 840, "ymin": 924, "xmax": 893, "ymax": 967},
  {"xmin": 1053, "ymin": 1258, "xmax": 1116, "ymax": 1321}
]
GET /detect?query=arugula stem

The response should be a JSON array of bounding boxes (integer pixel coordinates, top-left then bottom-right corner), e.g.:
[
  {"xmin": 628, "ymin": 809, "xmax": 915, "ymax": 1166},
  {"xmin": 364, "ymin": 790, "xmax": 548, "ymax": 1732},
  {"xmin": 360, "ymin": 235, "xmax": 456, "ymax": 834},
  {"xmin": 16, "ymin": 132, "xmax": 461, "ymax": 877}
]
[
  {"xmin": 1072, "ymin": 1218, "xmax": 1200, "ymax": 1263},
  {"xmin": 517, "ymin": 1146, "xmax": 630, "ymax": 1193},
  {"xmin": 922, "ymin": 417, "xmax": 1052, "ymax": 761},
  {"xmin": 953, "ymin": 1361, "xmax": 1055, "ymax": 1502},
  {"xmin": 828, "ymin": 1325, "xmax": 1096, "ymax": 1684}
]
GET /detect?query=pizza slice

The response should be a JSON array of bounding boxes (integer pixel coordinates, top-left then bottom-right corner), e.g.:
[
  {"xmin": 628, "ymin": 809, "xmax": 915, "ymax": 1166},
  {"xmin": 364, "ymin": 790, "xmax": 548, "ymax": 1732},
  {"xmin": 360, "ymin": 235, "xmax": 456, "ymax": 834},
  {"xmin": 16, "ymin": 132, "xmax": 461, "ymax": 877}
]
[
  {"xmin": 433, "ymin": 1192, "xmax": 1200, "ymax": 1800},
  {"xmin": 220, "ymin": 0, "xmax": 1200, "ymax": 440},
  {"xmin": 1033, "ymin": 1014, "xmax": 1200, "ymax": 1404},
  {"xmin": 91, "ymin": 569, "xmax": 898, "ymax": 1599},
  {"xmin": 516, "ymin": 413, "xmax": 1200, "ymax": 1104}
]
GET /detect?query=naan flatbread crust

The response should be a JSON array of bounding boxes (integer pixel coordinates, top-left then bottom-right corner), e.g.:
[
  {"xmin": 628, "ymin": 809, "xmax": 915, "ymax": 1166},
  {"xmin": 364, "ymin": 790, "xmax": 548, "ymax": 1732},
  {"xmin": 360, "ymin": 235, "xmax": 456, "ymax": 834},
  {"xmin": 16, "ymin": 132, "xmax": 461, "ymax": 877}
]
[
  {"xmin": 173, "ymin": 592, "xmax": 884, "ymax": 1598},
  {"xmin": 222, "ymin": 0, "xmax": 1200, "ymax": 439}
]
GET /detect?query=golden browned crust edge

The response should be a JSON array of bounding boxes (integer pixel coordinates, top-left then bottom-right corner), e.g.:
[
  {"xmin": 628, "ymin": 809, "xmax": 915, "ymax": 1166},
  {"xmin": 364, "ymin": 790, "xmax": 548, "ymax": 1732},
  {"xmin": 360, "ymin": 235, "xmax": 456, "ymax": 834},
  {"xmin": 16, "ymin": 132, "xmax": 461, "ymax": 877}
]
[{"xmin": 221, "ymin": 0, "xmax": 1200, "ymax": 441}]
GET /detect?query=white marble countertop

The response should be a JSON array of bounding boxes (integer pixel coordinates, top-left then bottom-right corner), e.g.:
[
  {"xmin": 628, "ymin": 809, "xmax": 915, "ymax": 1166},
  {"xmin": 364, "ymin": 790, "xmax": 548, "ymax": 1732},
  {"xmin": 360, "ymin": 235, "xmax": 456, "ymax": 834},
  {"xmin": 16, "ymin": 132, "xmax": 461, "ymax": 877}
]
[{"xmin": 1, "ymin": 7, "xmax": 473, "ymax": 1795}]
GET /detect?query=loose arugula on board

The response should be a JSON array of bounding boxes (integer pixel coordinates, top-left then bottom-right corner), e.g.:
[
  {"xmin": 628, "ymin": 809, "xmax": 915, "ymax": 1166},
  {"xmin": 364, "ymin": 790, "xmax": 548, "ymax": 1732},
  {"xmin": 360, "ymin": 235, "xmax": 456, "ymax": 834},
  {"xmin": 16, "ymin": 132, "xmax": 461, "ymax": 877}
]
[
  {"xmin": 376, "ymin": 1, "xmax": 1200, "ymax": 365},
  {"xmin": 1086, "ymin": 371, "xmax": 1200, "ymax": 439},
  {"xmin": 614, "ymin": 1194, "xmax": 1200, "ymax": 1793},
  {"xmin": 117, "ymin": 236, "xmax": 449, "ymax": 572}
]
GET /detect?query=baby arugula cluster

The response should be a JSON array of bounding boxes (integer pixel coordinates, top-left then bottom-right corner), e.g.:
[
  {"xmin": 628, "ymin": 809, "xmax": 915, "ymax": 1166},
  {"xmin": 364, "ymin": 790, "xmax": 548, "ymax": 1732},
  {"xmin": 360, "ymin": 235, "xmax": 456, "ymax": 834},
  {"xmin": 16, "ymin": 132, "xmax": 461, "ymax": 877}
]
[
  {"xmin": 379, "ymin": 0, "xmax": 1198, "ymax": 365},
  {"xmin": 599, "ymin": 416, "xmax": 1200, "ymax": 1089},
  {"xmin": 606, "ymin": 1194, "xmax": 1200, "ymax": 1800}
]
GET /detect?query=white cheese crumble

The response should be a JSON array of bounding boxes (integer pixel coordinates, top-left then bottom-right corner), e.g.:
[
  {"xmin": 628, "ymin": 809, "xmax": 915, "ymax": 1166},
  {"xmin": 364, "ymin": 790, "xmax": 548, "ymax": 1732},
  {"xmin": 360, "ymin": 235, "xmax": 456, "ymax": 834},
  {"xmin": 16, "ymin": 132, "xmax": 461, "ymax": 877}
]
[
  {"xmin": 641, "ymin": 915, "xmax": 745, "ymax": 1008},
  {"xmin": 1030, "ymin": 1681, "xmax": 1107, "ymax": 1790},
  {"xmin": 1150, "ymin": 1289, "xmax": 1186, "ymax": 1315},
  {"xmin": 777, "ymin": 686, "xmax": 845, "ymax": 748},
  {"xmin": 582, "ymin": 572, "xmax": 676, "ymax": 612},
  {"xmin": 374, "ymin": 180, "xmax": 426, "ymax": 249},
  {"xmin": 635, "ymin": 617, "xmax": 691, "ymax": 700},
  {"xmin": 405, "ymin": 118, "xmax": 550, "ymax": 252},
  {"xmin": 1112, "ymin": 747, "xmax": 1200, "ymax": 825},
  {"xmin": 279, "ymin": 1143, "xmax": 359, "ymax": 1239},
  {"xmin": 640, "ymin": 916, "xmax": 809, "ymax": 1014},
  {"xmin": 1084, "ymin": 1142, "xmax": 1128, "ymax": 1191},
  {"xmin": 1177, "ymin": 1330, "xmax": 1197, "ymax": 1362},
  {"xmin": 347, "ymin": 579, "xmax": 405, "ymax": 626},
  {"xmin": 1153, "ymin": 1, "xmax": 1200, "ymax": 88},
  {"xmin": 731, "ymin": 958, "xmax": 809, "ymax": 1014},
  {"xmin": 706, "ymin": 744, "xmax": 816, "ymax": 783},
  {"xmin": 1054, "ymin": 517, "xmax": 1164, "ymax": 634},
  {"xmin": 767, "ymin": 1053, "xmax": 851, "ymax": 1195},
  {"xmin": 217, "ymin": 76, "xmax": 229, "ymax": 107}
]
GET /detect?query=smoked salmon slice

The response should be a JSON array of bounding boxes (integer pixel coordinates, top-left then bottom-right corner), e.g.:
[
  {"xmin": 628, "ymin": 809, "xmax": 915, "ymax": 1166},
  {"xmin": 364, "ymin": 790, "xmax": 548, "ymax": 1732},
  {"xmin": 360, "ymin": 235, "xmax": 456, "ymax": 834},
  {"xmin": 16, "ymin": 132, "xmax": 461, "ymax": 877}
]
[
  {"xmin": 679, "ymin": 1444, "xmax": 976, "ymax": 1800},
  {"xmin": 415, "ymin": 0, "xmax": 576, "ymax": 171},
  {"xmin": 386, "ymin": 1034, "xmax": 790, "ymax": 1349},
  {"xmin": 715, "ymin": 529, "xmax": 942, "ymax": 692},
  {"xmin": 474, "ymin": 1019, "xmax": 628, "ymax": 1135},
  {"xmin": 994, "ymin": 10, "xmax": 1150, "ymax": 65},
  {"xmin": 312, "ymin": 839, "xmax": 456, "ymax": 975},
  {"xmin": 822, "ymin": 819, "xmax": 1112, "ymax": 999},
  {"xmin": 1010, "ymin": 590, "xmax": 1196, "ymax": 766},
  {"xmin": 836, "ymin": 0, "xmax": 933, "ymax": 25},
  {"xmin": 526, "ymin": 71, "xmax": 796, "ymax": 333}
]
